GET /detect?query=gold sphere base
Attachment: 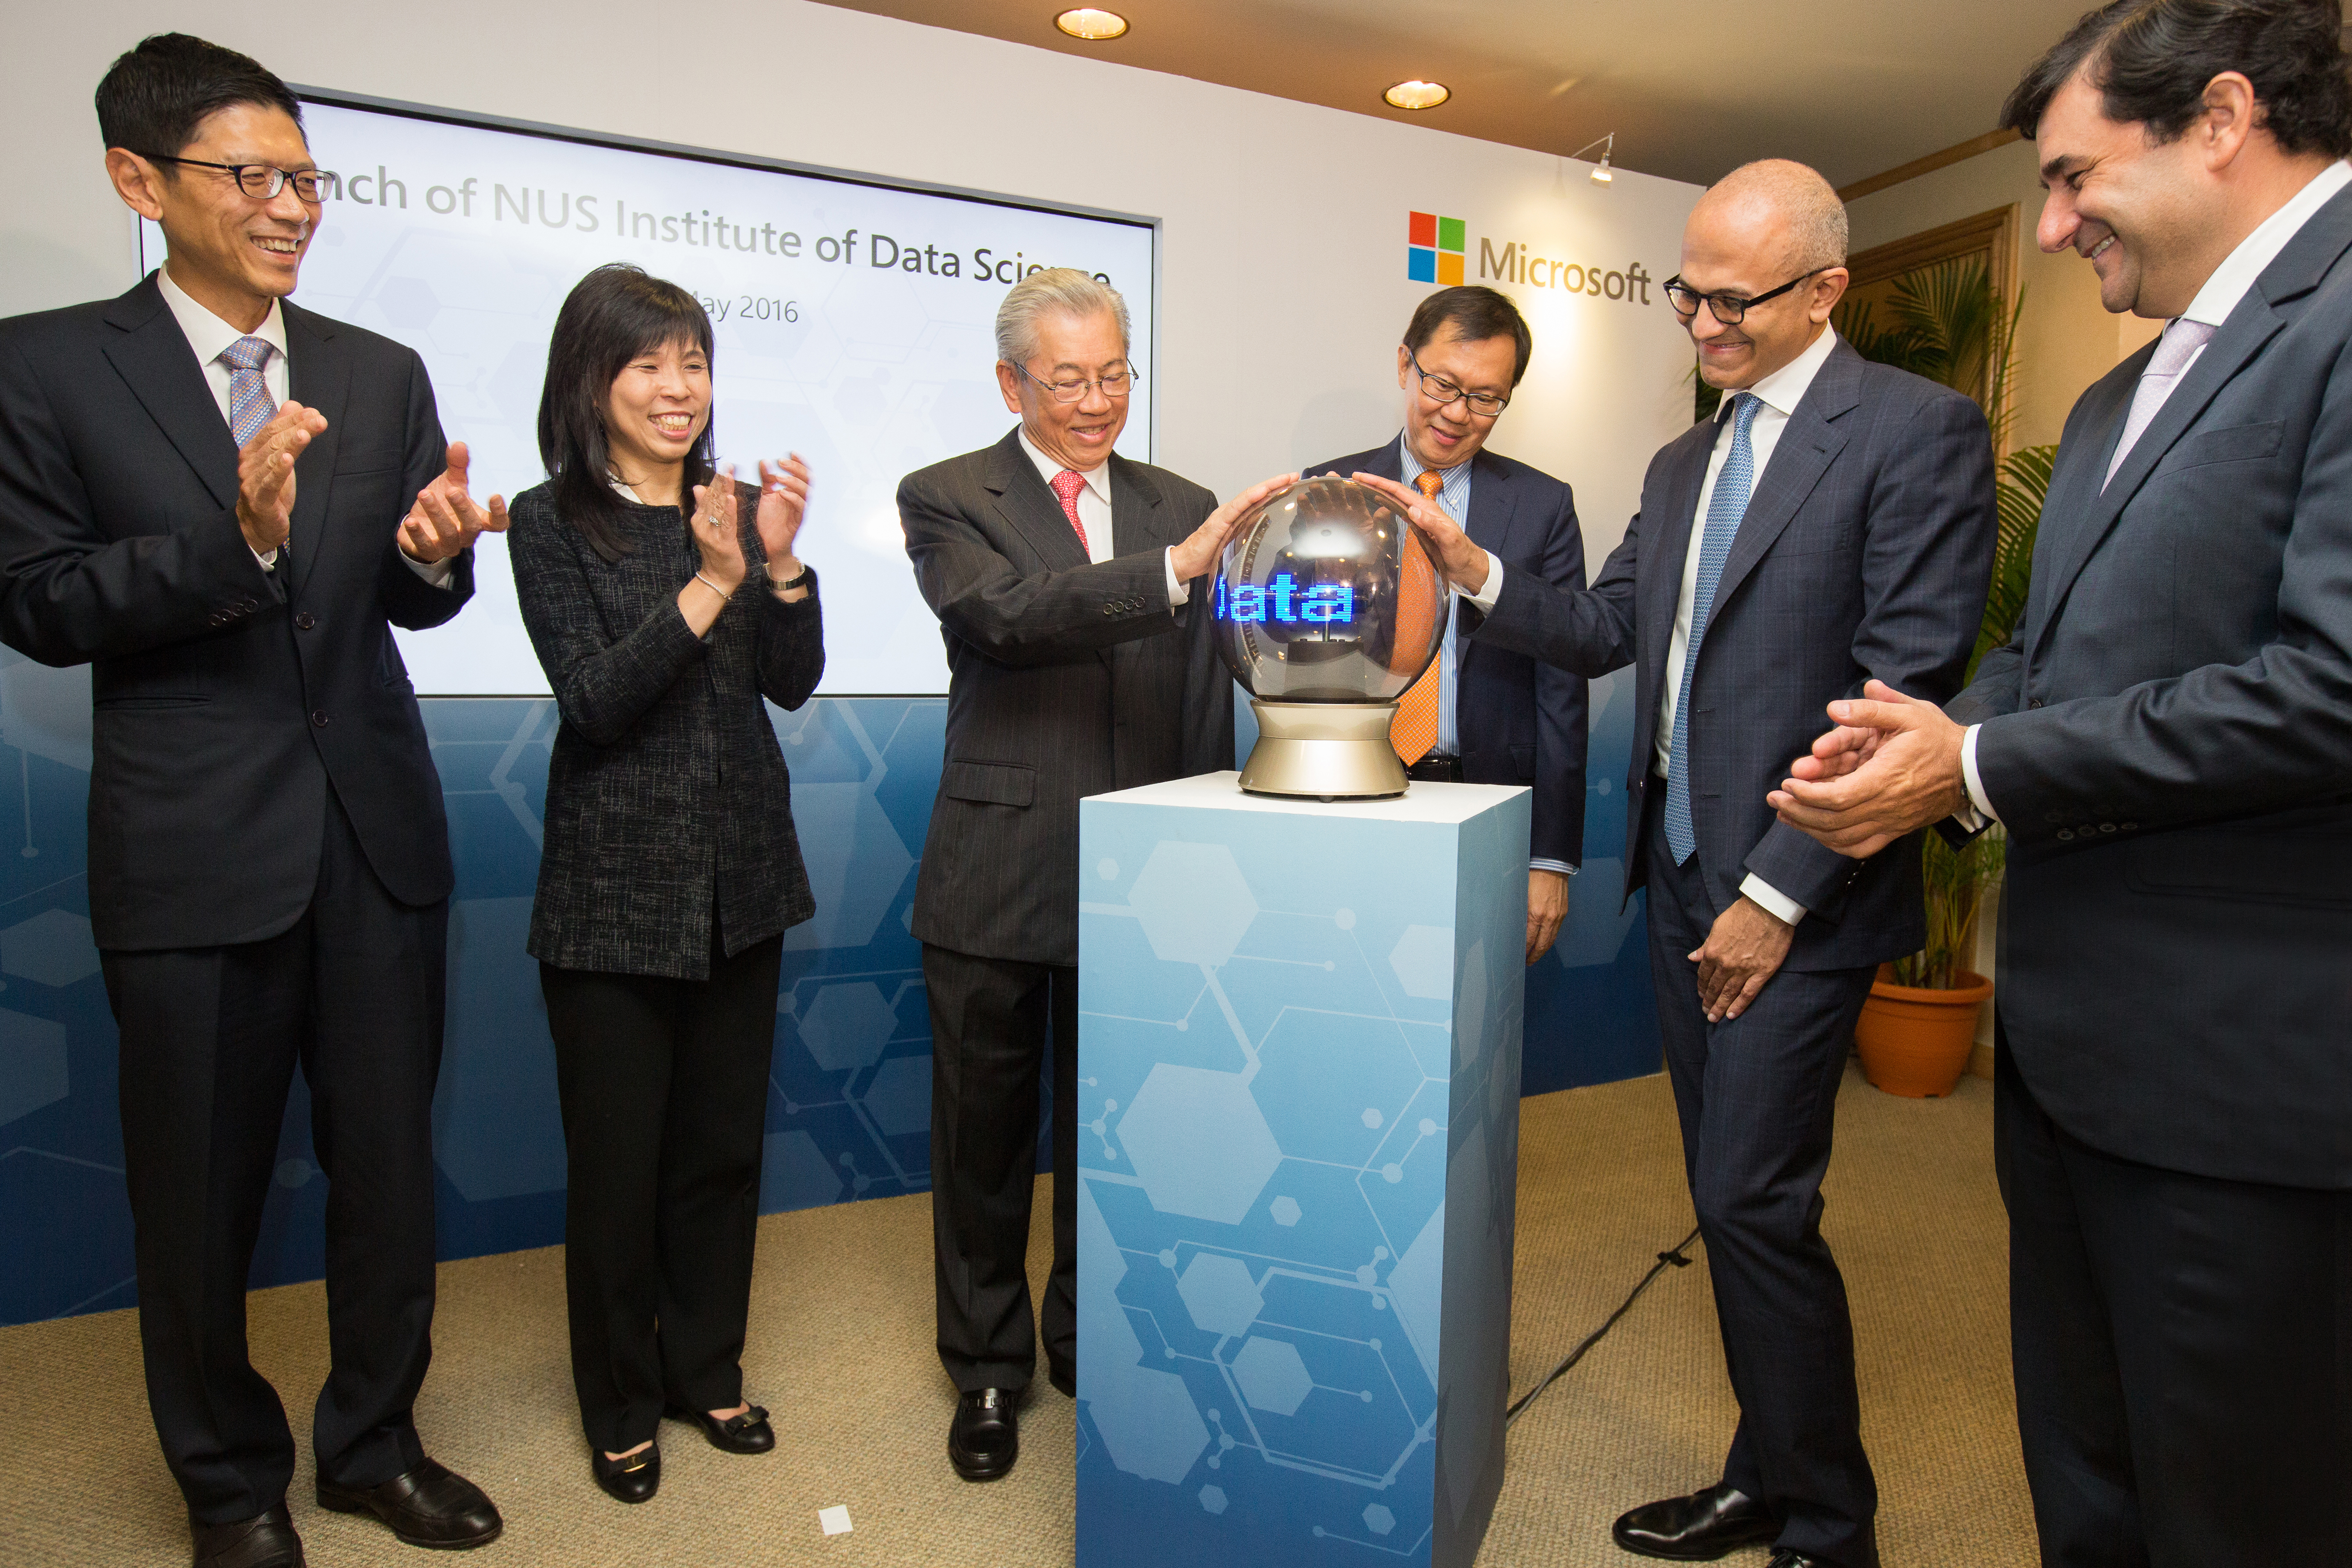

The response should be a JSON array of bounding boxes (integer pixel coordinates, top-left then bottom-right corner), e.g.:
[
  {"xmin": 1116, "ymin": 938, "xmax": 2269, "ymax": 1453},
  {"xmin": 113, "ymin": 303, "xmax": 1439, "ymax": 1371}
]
[{"xmin": 1236, "ymin": 701, "xmax": 1408, "ymax": 800}]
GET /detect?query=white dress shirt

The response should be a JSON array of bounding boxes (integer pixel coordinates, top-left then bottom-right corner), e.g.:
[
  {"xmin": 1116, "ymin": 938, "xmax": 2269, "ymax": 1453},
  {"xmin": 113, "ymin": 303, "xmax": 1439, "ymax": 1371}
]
[
  {"xmin": 1398, "ymin": 435, "xmax": 1573, "ymax": 879},
  {"xmin": 1956, "ymin": 158, "xmax": 2352, "ymax": 825},
  {"xmin": 156, "ymin": 263, "xmax": 454, "ymax": 587},
  {"xmin": 1015, "ymin": 428, "xmax": 1186, "ymax": 606}
]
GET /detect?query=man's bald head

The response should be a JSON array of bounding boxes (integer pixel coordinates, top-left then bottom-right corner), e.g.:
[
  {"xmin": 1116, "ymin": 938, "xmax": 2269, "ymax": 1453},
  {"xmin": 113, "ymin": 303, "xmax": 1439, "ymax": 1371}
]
[
  {"xmin": 1691, "ymin": 159, "xmax": 1849, "ymax": 275},
  {"xmin": 1675, "ymin": 159, "xmax": 1851, "ymax": 390}
]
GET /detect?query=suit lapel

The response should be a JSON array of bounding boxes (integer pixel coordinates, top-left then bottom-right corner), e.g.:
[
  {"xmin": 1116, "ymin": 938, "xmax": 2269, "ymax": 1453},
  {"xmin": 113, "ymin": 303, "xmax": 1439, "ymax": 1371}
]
[
  {"xmin": 2022, "ymin": 368, "xmax": 2134, "ymax": 658},
  {"xmin": 1708, "ymin": 342, "xmax": 1862, "ymax": 616},
  {"xmin": 1464, "ymin": 450, "xmax": 1519, "ymax": 556},
  {"xmin": 100, "ymin": 276, "xmax": 240, "ymax": 511},
  {"xmin": 984, "ymin": 429, "xmax": 1091, "ymax": 571},
  {"xmin": 282, "ymin": 302, "xmax": 351, "ymax": 598},
  {"xmin": 1639, "ymin": 422, "xmax": 1714, "ymax": 688},
  {"xmin": 1107, "ymin": 451, "xmax": 1169, "ymax": 552}
]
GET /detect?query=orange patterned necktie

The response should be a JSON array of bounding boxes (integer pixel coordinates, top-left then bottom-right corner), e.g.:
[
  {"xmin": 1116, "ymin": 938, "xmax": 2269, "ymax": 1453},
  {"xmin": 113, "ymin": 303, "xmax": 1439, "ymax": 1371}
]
[{"xmin": 1389, "ymin": 470, "xmax": 1446, "ymax": 765}]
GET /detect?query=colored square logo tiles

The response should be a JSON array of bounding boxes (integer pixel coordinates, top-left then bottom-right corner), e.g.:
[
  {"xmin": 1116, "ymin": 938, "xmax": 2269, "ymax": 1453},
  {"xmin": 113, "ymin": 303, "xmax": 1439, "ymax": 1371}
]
[{"xmin": 1408, "ymin": 211, "xmax": 1466, "ymax": 287}]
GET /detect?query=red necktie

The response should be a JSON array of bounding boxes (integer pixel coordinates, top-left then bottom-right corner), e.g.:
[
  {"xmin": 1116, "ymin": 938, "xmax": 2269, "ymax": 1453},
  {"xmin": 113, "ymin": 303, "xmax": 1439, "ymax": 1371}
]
[
  {"xmin": 1051, "ymin": 469, "xmax": 1092, "ymax": 555},
  {"xmin": 1389, "ymin": 471, "xmax": 1446, "ymax": 764}
]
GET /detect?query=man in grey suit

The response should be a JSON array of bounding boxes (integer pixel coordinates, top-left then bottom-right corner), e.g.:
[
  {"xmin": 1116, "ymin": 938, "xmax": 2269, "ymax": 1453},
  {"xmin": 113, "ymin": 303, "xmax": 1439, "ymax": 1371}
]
[
  {"xmin": 1774, "ymin": 4, "xmax": 2352, "ymax": 1562},
  {"xmin": 1374, "ymin": 162, "xmax": 1994, "ymax": 1568},
  {"xmin": 898, "ymin": 270, "xmax": 1290, "ymax": 1482}
]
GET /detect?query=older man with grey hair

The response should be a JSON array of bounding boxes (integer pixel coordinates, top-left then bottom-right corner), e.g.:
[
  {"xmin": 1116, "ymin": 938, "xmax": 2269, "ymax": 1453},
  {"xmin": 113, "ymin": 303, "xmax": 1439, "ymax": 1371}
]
[
  {"xmin": 1373, "ymin": 160, "xmax": 1995, "ymax": 1568},
  {"xmin": 898, "ymin": 269, "xmax": 1290, "ymax": 1481}
]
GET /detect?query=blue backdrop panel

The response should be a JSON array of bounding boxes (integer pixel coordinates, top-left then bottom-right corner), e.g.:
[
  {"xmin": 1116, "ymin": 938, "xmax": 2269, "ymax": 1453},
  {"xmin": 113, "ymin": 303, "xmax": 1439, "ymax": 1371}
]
[
  {"xmin": 0, "ymin": 654, "xmax": 1656, "ymax": 1327},
  {"xmin": 1072, "ymin": 778, "xmax": 1527, "ymax": 1568}
]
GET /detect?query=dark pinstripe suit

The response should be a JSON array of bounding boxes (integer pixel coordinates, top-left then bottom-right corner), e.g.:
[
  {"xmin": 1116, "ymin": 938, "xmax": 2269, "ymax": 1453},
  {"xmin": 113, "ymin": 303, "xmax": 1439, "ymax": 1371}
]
[
  {"xmin": 899, "ymin": 427, "xmax": 1233, "ymax": 1391},
  {"xmin": 1465, "ymin": 339, "xmax": 1995, "ymax": 1566}
]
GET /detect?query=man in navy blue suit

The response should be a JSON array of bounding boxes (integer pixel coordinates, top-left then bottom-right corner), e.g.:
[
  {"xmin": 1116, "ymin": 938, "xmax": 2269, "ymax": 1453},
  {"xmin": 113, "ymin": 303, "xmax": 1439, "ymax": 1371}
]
[
  {"xmin": 1310, "ymin": 286, "xmax": 1587, "ymax": 962},
  {"xmin": 1372, "ymin": 163, "xmax": 1995, "ymax": 1568}
]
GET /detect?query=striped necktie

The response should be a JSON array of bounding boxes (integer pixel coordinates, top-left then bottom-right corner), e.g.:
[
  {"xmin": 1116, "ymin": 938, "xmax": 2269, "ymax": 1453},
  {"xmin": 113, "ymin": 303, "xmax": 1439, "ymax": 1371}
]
[
  {"xmin": 1388, "ymin": 470, "xmax": 1446, "ymax": 765},
  {"xmin": 221, "ymin": 336, "xmax": 278, "ymax": 448},
  {"xmin": 1664, "ymin": 392, "xmax": 1761, "ymax": 866}
]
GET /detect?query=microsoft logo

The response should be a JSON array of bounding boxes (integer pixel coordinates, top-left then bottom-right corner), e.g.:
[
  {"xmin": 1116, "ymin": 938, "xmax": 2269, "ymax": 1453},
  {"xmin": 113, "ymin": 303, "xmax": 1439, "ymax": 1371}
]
[{"xmin": 1408, "ymin": 212, "xmax": 1466, "ymax": 286}]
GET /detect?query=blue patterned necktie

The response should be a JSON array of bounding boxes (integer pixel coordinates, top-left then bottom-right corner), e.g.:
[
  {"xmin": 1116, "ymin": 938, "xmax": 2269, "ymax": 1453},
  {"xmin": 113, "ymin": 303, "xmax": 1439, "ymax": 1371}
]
[
  {"xmin": 220, "ymin": 335, "xmax": 278, "ymax": 448},
  {"xmin": 1664, "ymin": 391, "xmax": 1762, "ymax": 866}
]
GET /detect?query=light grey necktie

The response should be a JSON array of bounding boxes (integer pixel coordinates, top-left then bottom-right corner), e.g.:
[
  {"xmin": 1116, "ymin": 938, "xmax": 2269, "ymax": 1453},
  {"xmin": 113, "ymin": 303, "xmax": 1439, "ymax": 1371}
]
[{"xmin": 2103, "ymin": 318, "xmax": 2217, "ymax": 489}]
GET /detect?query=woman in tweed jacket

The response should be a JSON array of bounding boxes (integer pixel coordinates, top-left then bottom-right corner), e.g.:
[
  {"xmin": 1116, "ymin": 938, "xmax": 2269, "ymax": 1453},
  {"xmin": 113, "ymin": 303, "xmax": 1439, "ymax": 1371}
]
[{"xmin": 508, "ymin": 265, "xmax": 823, "ymax": 1503}]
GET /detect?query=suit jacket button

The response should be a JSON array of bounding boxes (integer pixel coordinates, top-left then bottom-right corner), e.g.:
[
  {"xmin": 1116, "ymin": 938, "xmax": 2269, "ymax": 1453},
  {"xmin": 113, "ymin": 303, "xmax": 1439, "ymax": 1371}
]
[
  {"xmin": 295, "ymin": 612, "xmax": 317, "ymax": 631},
  {"xmin": 2057, "ymin": 829, "xmax": 2075, "ymax": 841},
  {"xmin": 207, "ymin": 612, "xmax": 225, "ymax": 626},
  {"xmin": 2122, "ymin": 822, "xmax": 2138, "ymax": 831},
  {"xmin": 242, "ymin": 599, "xmax": 259, "ymax": 612},
  {"xmin": 311, "ymin": 709, "xmax": 330, "ymax": 728},
  {"xmin": 2100, "ymin": 823, "xmax": 2116, "ymax": 833}
]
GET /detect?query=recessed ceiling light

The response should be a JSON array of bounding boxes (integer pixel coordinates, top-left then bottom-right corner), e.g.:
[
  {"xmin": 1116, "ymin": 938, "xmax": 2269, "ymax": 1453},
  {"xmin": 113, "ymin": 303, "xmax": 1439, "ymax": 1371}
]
[
  {"xmin": 1385, "ymin": 80, "xmax": 1451, "ymax": 111},
  {"xmin": 1055, "ymin": 7, "xmax": 1129, "ymax": 39}
]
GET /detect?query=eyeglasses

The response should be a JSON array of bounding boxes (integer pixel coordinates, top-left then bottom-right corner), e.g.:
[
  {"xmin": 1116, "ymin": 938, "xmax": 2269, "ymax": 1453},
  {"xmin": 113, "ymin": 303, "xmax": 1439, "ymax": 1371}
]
[
  {"xmin": 1662, "ymin": 270, "xmax": 1824, "ymax": 326},
  {"xmin": 1013, "ymin": 359, "xmax": 1136, "ymax": 403},
  {"xmin": 1407, "ymin": 349, "xmax": 1510, "ymax": 417},
  {"xmin": 145, "ymin": 155, "xmax": 327, "ymax": 205}
]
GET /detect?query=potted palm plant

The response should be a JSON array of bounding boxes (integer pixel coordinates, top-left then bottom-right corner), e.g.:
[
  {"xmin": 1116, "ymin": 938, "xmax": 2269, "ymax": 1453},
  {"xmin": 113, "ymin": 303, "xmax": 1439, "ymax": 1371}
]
[{"xmin": 1834, "ymin": 259, "xmax": 2051, "ymax": 1096}]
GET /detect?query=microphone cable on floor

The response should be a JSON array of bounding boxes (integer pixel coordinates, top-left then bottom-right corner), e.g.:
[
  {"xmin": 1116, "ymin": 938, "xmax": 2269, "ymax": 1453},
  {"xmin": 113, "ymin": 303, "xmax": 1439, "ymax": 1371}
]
[{"xmin": 1504, "ymin": 1225, "xmax": 1703, "ymax": 1428}]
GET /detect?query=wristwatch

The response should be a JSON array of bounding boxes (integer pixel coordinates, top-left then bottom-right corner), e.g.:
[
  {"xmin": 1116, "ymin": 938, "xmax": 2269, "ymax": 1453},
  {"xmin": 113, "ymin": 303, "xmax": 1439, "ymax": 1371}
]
[{"xmin": 768, "ymin": 563, "xmax": 810, "ymax": 592}]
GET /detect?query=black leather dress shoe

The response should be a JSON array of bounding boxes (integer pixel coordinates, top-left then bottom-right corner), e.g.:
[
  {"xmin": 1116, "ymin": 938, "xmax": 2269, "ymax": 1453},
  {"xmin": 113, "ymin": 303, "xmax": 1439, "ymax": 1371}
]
[
  {"xmin": 1765, "ymin": 1553, "xmax": 1830, "ymax": 1568},
  {"xmin": 1612, "ymin": 1483, "xmax": 1780, "ymax": 1561},
  {"xmin": 316, "ymin": 1457, "xmax": 503, "ymax": 1548},
  {"xmin": 948, "ymin": 1387, "xmax": 1018, "ymax": 1481},
  {"xmin": 666, "ymin": 1402, "xmax": 775, "ymax": 1454},
  {"xmin": 590, "ymin": 1442, "xmax": 661, "ymax": 1504},
  {"xmin": 192, "ymin": 1506, "xmax": 303, "ymax": 1568}
]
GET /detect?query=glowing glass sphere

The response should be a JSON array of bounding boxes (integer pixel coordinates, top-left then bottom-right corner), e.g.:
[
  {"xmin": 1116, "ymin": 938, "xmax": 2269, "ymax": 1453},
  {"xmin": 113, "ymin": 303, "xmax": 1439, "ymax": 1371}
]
[{"xmin": 1209, "ymin": 476, "xmax": 1446, "ymax": 703}]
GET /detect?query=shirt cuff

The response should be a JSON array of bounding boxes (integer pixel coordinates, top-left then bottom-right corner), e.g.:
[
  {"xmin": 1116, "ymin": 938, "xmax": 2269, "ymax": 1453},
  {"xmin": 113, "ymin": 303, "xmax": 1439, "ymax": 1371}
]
[
  {"xmin": 1529, "ymin": 858, "xmax": 1576, "ymax": 876},
  {"xmin": 1462, "ymin": 554, "xmax": 1504, "ymax": 612},
  {"xmin": 1738, "ymin": 873, "xmax": 1807, "ymax": 927},
  {"xmin": 252, "ymin": 545, "xmax": 278, "ymax": 572},
  {"xmin": 1164, "ymin": 547, "xmax": 1189, "ymax": 609},
  {"xmin": 403, "ymin": 551, "xmax": 458, "ymax": 589},
  {"xmin": 1957, "ymin": 724, "xmax": 2000, "ymax": 829}
]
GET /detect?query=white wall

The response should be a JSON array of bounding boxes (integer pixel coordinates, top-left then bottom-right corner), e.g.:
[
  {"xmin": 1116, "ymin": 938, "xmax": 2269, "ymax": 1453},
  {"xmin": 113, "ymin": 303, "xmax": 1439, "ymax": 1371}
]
[{"xmin": 3, "ymin": 0, "xmax": 1703, "ymax": 580}]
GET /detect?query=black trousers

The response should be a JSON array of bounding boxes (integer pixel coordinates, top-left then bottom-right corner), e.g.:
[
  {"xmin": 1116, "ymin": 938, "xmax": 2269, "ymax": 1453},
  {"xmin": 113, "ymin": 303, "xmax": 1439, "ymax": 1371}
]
[
  {"xmin": 1643, "ymin": 796, "xmax": 1880, "ymax": 1568},
  {"xmin": 539, "ymin": 930, "xmax": 783, "ymax": 1454},
  {"xmin": 102, "ymin": 792, "xmax": 446, "ymax": 1526},
  {"xmin": 922, "ymin": 943, "xmax": 1077, "ymax": 1394},
  {"xmin": 1998, "ymin": 1038, "xmax": 2350, "ymax": 1568}
]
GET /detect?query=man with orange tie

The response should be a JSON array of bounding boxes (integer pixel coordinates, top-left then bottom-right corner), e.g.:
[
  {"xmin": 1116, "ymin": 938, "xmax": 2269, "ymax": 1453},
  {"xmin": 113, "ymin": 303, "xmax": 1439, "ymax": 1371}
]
[
  {"xmin": 1309, "ymin": 285, "xmax": 1587, "ymax": 963},
  {"xmin": 897, "ymin": 270, "xmax": 1292, "ymax": 1482}
]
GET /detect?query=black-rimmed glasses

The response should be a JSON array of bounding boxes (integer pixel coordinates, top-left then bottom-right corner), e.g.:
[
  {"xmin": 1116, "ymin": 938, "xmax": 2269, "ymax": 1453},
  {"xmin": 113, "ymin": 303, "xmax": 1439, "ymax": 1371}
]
[
  {"xmin": 1662, "ymin": 270, "xmax": 1826, "ymax": 326},
  {"xmin": 145, "ymin": 155, "xmax": 327, "ymax": 205},
  {"xmin": 1407, "ymin": 348, "xmax": 1510, "ymax": 417},
  {"xmin": 1013, "ymin": 359, "xmax": 1136, "ymax": 403}
]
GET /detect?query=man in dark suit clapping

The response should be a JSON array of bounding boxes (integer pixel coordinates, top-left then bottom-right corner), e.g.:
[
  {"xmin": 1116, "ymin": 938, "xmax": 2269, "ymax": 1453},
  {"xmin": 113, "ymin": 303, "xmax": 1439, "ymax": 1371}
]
[
  {"xmin": 1372, "ymin": 161, "xmax": 1995, "ymax": 1568},
  {"xmin": 1308, "ymin": 286, "xmax": 1588, "ymax": 964},
  {"xmin": 1774, "ymin": 4, "xmax": 2352, "ymax": 1561},
  {"xmin": 898, "ymin": 270, "xmax": 1291, "ymax": 1483},
  {"xmin": 0, "ymin": 35, "xmax": 505, "ymax": 1568}
]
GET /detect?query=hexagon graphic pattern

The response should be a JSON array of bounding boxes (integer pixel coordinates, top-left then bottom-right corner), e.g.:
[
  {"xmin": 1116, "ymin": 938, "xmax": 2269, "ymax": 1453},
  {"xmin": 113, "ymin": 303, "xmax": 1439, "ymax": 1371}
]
[
  {"xmin": 1118, "ymin": 1065, "xmax": 1282, "ymax": 1224},
  {"xmin": 860, "ymin": 1054, "xmax": 930, "ymax": 1138},
  {"xmin": 1232, "ymin": 1336, "xmax": 1312, "ymax": 1417},
  {"xmin": 798, "ymin": 982, "xmax": 899, "ymax": 1074},
  {"xmin": 1127, "ymin": 842, "xmax": 1259, "ymax": 967},
  {"xmin": 0, "ymin": 910, "xmax": 99, "ymax": 989},
  {"xmin": 760, "ymin": 1129, "xmax": 842, "ymax": 1212},
  {"xmin": 1176, "ymin": 1253, "xmax": 1263, "ymax": 1338},
  {"xmin": 1363, "ymin": 1503, "xmax": 1396, "ymax": 1536},
  {"xmin": 1091, "ymin": 1365, "xmax": 1211, "ymax": 1484},
  {"xmin": 0, "ymin": 1010, "xmax": 68, "ymax": 1127},
  {"xmin": 1387, "ymin": 924, "xmax": 1454, "ymax": 1001}
]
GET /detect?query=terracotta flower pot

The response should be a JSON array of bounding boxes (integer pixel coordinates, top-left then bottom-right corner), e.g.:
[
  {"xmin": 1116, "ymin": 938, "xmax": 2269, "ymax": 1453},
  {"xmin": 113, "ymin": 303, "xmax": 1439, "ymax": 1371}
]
[{"xmin": 1853, "ymin": 964, "xmax": 1993, "ymax": 1098}]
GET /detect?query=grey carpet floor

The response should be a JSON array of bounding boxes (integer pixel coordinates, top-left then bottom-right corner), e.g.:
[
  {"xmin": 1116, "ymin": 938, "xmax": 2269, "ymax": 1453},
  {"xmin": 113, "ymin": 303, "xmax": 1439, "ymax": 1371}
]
[{"xmin": 0, "ymin": 1063, "xmax": 2034, "ymax": 1566}]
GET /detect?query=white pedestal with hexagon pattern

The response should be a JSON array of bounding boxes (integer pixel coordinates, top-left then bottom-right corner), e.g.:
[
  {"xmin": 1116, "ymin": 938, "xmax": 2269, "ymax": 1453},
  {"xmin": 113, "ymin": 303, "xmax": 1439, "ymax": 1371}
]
[{"xmin": 1074, "ymin": 772, "xmax": 1530, "ymax": 1568}]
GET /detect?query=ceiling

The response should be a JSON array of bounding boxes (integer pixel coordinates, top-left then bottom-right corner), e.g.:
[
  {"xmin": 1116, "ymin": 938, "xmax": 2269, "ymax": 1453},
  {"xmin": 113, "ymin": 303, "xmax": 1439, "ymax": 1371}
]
[{"xmin": 815, "ymin": 0, "xmax": 2089, "ymax": 190}]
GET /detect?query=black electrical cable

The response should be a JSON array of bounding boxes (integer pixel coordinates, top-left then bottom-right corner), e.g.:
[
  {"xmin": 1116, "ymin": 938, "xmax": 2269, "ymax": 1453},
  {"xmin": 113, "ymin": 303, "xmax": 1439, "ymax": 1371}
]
[{"xmin": 1504, "ymin": 1225, "xmax": 1703, "ymax": 1428}]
